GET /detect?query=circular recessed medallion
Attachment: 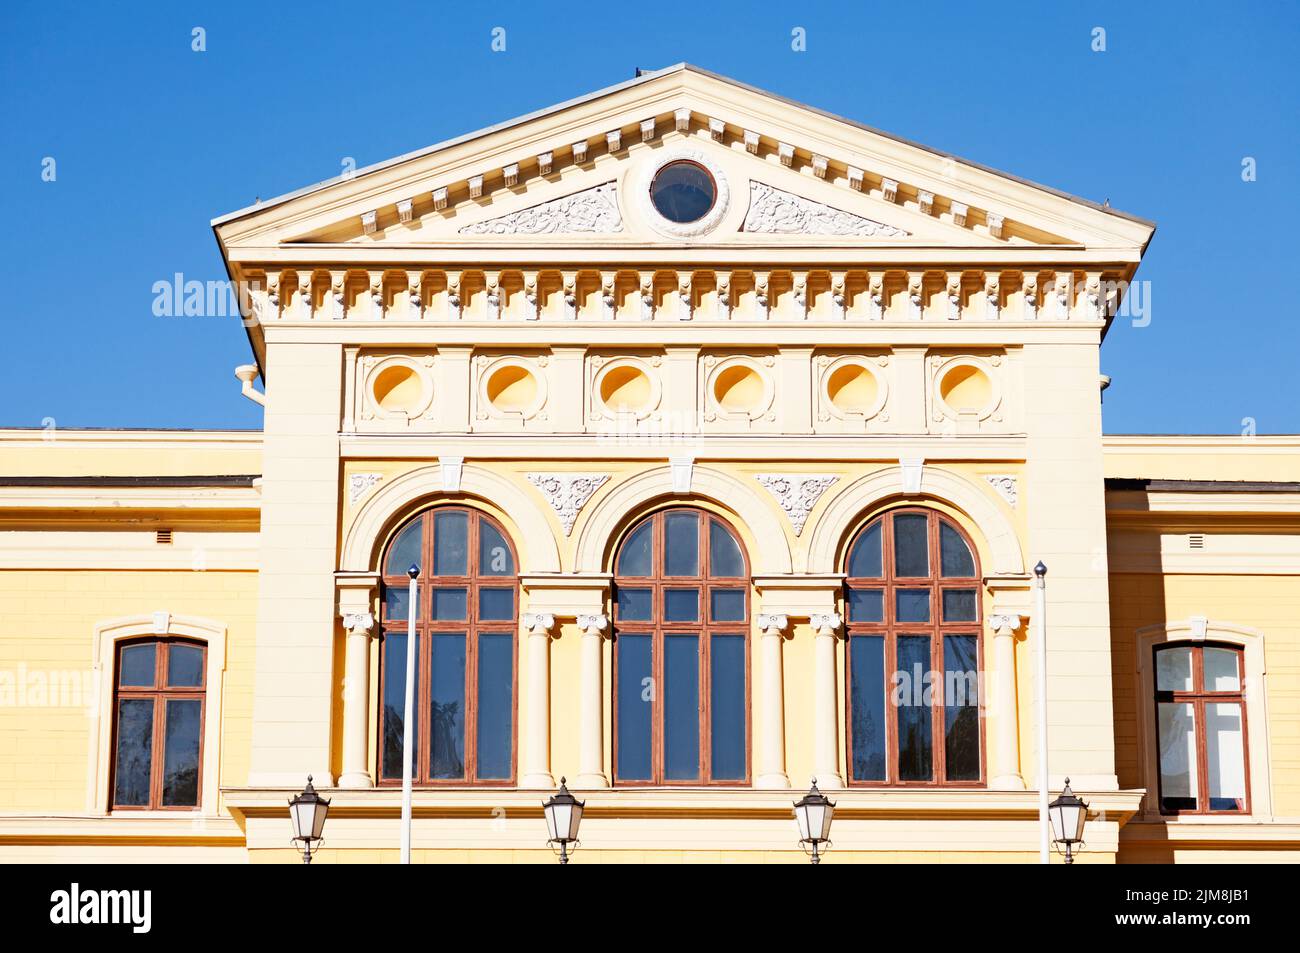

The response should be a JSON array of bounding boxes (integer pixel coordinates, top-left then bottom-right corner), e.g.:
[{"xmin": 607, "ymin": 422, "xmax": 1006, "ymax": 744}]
[{"xmin": 649, "ymin": 160, "xmax": 717, "ymax": 224}]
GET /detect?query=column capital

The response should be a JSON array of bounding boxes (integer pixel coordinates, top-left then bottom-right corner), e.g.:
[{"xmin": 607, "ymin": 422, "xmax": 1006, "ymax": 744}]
[
  {"xmin": 341, "ymin": 611, "xmax": 375, "ymax": 636},
  {"xmin": 523, "ymin": 612, "xmax": 557, "ymax": 634},
  {"xmin": 989, "ymin": 613, "xmax": 1024, "ymax": 633},
  {"xmin": 577, "ymin": 613, "xmax": 609, "ymax": 635},
  {"xmin": 810, "ymin": 612, "xmax": 843, "ymax": 635},
  {"xmin": 757, "ymin": 613, "xmax": 789, "ymax": 633}
]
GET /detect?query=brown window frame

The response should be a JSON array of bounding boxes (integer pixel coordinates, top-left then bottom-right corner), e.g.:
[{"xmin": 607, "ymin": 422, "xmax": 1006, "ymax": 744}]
[
  {"xmin": 612, "ymin": 507, "xmax": 751, "ymax": 787},
  {"xmin": 1153, "ymin": 641, "xmax": 1251, "ymax": 816},
  {"xmin": 843, "ymin": 507, "xmax": 986, "ymax": 788},
  {"xmin": 377, "ymin": 506, "xmax": 520, "ymax": 787},
  {"xmin": 109, "ymin": 637, "xmax": 207, "ymax": 812}
]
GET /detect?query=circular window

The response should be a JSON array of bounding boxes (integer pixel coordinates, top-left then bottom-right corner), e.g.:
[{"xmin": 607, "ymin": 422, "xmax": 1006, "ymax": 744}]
[{"xmin": 649, "ymin": 160, "xmax": 716, "ymax": 224}]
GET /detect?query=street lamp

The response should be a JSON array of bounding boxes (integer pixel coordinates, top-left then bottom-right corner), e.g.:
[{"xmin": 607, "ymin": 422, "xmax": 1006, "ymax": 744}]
[
  {"xmin": 794, "ymin": 779, "xmax": 835, "ymax": 864},
  {"xmin": 288, "ymin": 775, "xmax": 330, "ymax": 864},
  {"xmin": 542, "ymin": 777, "xmax": 584, "ymax": 864},
  {"xmin": 1048, "ymin": 778, "xmax": 1089, "ymax": 864}
]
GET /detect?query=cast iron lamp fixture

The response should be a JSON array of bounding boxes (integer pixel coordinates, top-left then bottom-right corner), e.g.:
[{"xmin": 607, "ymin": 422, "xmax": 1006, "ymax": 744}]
[
  {"xmin": 1048, "ymin": 778, "xmax": 1089, "ymax": 864},
  {"xmin": 794, "ymin": 779, "xmax": 835, "ymax": 864},
  {"xmin": 542, "ymin": 777, "xmax": 584, "ymax": 864},
  {"xmin": 289, "ymin": 775, "xmax": 330, "ymax": 864}
]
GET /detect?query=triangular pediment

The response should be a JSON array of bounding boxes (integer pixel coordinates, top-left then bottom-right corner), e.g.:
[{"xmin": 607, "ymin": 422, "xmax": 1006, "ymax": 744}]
[{"xmin": 214, "ymin": 64, "xmax": 1153, "ymax": 255}]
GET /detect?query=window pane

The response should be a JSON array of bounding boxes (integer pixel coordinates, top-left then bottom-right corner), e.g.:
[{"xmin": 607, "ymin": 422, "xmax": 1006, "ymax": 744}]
[
  {"xmin": 709, "ymin": 520, "xmax": 745, "ymax": 576},
  {"xmin": 941, "ymin": 589, "xmax": 977, "ymax": 622},
  {"xmin": 1155, "ymin": 646, "xmax": 1194, "ymax": 692},
  {"xmin": 1157, "ymin": 701, "xmax": 1198, "ymax": 812},
  {"xmin": 848, "ymin": 521, "xmax": 882, "ymax": 578},
  {"xmin": 478, "ymin": 521, "xmax": 514, "ymax": 576},
  {"xmin": 385, "ymin": 518, "xmax": 423, "ymax": 576},
  {"xmin": 476, "ymin": 634, "xmax": 514, "ymax": 780},
  {"xmin": 432, "ymin": 588, "xmax": 467, "ymax": 621},
  {"xmin": 850, "ymin": 636, "xmax": 887, "ymax": 781},
  {"xmin": 162, "ymin": 698, "xmax": 202, "ymax": 806},
  {"xmin": 617, "ymin": 521, "xmax": 652, "ymax": 577},
  {"xmin": 381, "ymin": 633, "xmax": 418, "ymax": 780},
  {"xmin": 616, "ymin": 634, "xmax": 653, "ymax": 780},
  {"xmin": 664, "ymin": 512, "xmax": 700, "ymax": 576},
  {"xmin": 429, "ymin": 634, "xmax": 466, "ymax": 779},
  {"xmin": 896, "ymin": 588, "xmax": 931, "ymax": 623},
  {"xmin": 433, "ymin": 511, "xmax": 468, "ymax": 576},
  {"xmin": 478, "ymin": 587, "xmax": 514, "ymax": 621},
  {"xmin": 616, "ymin": 587, "xmax": 652, "ymax": 621},
  {"xmin": 894, "ymin": 513, "xmax": 929, "ymax": 577},
  {"xmin": 896, "ymin": 635, "xmax": 933, "ymax": 781},
  {"xmin": 848, "ymin": 588, "xmax": 883, "ymax": 623},
  {"xmin": 664, "ymin": 589, "xmax": 699, "ymax": 622},
  {"xmin": 1204, "ymin": 647, "xmax": 1241, "ymax": 692},
  {"xmin": 939, "ymin": 522, "xmax": 975, "ymax": 577},
  {"xmin": 710, "ymin": 634, "xmax": 746, "ymax": 780},
  {"xmin": 166, "ymin": 644, "xmax": 204, "ymax": 687},
  {"xmin": 384, "ymin": 585, "xmax": 412, "ymax": 622},
  {"xmin": 119, "ymin": 643, "xmax": 156, "ymax": 687},
  {"xmin": 1205, "ymin": 702, "xmax": 1247, "ymax": 811},
  {"xmin": 664, "ymin": 634, "xmax": 700, "ymax": 780},
  {"xmin": 113, "ymin": 698, "xmax": 154, "ymax": 806},
  {"xmin": 710, "ymin": 588, "xmax": 746, "ymax": 622},
  {"xmin": 943, "ymin": 635, "xmax": 980, "ymax": 781}
]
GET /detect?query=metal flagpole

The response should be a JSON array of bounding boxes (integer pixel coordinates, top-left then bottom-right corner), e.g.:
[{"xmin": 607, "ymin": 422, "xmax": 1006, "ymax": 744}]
[
  {"xmin": 401, "ymin": 564, "xmax": 419, "ymax": 864},
  {"xmin": 1034, "ymin": 561, "xmax": 1049, "ymax": 864}
]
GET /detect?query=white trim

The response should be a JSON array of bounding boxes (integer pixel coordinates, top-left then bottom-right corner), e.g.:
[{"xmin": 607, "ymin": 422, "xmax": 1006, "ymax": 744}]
[
  {"xmin": 1134, "ymin": 619, "xmax": 1272, "ymax": 821},
  {"xmin": 88, "ymin": 613, "xmax": 227, "ymax": 816},
  {"xmin": 632, "ymin": 146, "xmax": 732, "ymax": 239}
]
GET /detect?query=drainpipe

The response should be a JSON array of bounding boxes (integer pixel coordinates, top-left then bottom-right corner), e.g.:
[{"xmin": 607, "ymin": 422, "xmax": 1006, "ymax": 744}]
[{"xmin": 235, "ymin": 365, "xmax": 265, "ymax": 406}]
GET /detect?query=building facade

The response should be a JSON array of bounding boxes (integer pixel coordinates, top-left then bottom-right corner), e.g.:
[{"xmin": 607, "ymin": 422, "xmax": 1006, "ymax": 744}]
[{"xmin": 2, "ymin": 65, "xmax": 1297, "ymax": 863}]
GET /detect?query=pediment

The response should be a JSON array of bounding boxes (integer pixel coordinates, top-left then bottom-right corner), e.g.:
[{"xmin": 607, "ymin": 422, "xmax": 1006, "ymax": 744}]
[{"xmin": 214, "ymin": 64, "xmax": 1153, "ymax": 256}]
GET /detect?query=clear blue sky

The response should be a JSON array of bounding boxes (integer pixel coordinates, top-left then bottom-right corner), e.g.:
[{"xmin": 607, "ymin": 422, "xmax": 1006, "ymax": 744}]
[{"xmin": 3, "ymin": 0, "xmax": 1296, "ymax": 433}]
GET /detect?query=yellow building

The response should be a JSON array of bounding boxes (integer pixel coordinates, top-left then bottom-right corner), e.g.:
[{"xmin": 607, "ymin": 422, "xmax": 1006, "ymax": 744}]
[{"xmin": 2, "ymin": 65, "xmax": 1296, "ymax": 863}]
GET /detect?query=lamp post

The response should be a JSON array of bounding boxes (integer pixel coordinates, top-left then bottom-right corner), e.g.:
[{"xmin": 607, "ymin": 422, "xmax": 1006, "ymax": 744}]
[
  {"xmin": 1034, "ymin": 560, "xmax": 1049, "ymax": 864},
  {"xmin": 793, "ymin": 779, "xmax": 835, "ymax": 864},
  {"xmin": 288, "ymin": 775, "xmax": 330, "ymax": 864},
  {"xmin": 400, "ymin": 564, "xmax": 419, "ymax": 865},
  {"xmin": 1049, "ymin": 778, "xmax": 1089, "ymax": 864},
  {"xmin": 542, "ymin": 777, "xmax": 584, "ymax": 864}
]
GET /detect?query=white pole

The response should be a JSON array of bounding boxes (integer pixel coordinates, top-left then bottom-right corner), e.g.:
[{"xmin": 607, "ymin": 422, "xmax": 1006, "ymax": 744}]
[
  {"xmin": 1035, "ymin": 561, "xmax": 1049, "ymax": 864},
  {"xmin": 401, "ymin": 566, "xmax": 419, "ymax": 864}
]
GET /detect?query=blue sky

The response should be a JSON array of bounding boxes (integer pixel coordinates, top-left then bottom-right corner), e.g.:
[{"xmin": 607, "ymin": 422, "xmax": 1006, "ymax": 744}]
[{"xmin": 2, "ymin": 0, "xmax": 1296, "ymax": 433}]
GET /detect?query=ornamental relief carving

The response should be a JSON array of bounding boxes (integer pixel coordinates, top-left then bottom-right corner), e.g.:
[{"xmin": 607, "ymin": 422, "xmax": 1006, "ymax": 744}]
[
  {"xmin": 458, "ymin": 182, "xmax": 622, "ymax": 235},
  {"xmin": 756, "ymin": 474, "xmax": 839, "ymax": 535},
  {"xmin": 527, "ymin": 473, "xmax": 610, "ymax": 535},
  {"xmin": 742, "ymin": 182, "xmax": 910, "ymax": 238}
]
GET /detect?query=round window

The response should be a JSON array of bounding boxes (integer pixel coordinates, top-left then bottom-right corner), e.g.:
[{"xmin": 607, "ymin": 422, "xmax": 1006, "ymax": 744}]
[{"xmin": 649, "ymin": 160, "xmax": 717, "ymax": 224}]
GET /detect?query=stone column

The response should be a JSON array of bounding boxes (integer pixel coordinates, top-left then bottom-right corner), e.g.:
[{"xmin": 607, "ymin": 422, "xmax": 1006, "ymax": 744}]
[
  {"xmin": 520, "ymin": 612, "xmax": 556, "ymax": 788},
  {"xmin": 338, "ymin": 610, "xmax": 376, "ymax": 788},
  {"xmin": 575, "ymin": 613, "xmax": 610, "ymax": 788},
  {"xmin": 810, "ymin": 612, "xmax": 844, "ymax": 789},
  {"xmin": 989, "ymin": 613, "xmax": 1026, "ymax": 790},
  {"xmin": 755, "ymin": 613, "xmax": 790, "ymax": 789}
]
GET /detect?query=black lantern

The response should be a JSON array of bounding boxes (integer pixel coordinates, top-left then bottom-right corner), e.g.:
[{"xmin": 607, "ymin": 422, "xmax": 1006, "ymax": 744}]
[
  {"xmin": 794, "ymin": 779, "xmax": 835, "ymax": 864},
  {"xmin": 1048, "ymin": 778, "xmax": 1089, "ymax": 864},
  {"xmin": 542, "ymin": 777, "xmax": 584, "ymax": 864},
  {"xmin": 288, "ymin": 775, "xmax": 331, "ymax": 865}
]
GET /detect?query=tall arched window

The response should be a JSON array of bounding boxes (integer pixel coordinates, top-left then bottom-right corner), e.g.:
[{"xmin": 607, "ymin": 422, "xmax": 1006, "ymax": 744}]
[
  {"xmin": 1153, "ymin": 642, "xmax": 1249, "ymax": 815},
  {"xmin": 613, "ymin": 508, "xmax": 749, "ymax": 785},
  {"xmin": 110, "ymin": 637, "xmax": 206, "ymax": 810},
  {"xmin": 844, "ymin": 508, "xmax": 983, "ymax": 786},
  {"xmin": 378, "ymin": 506, "xmax": 518, "ymax": 785}
]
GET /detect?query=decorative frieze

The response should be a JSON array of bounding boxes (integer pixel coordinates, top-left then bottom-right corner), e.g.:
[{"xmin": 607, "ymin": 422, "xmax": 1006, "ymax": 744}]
[
  {"xmin": 459, "ymin": 183, "xmax": 622, "ymax": 235},
  {"xmin": 743, "ymin": 183, "xmax": 910, "ymax": 238},
  {"xmin": 528, "ymin": 473, "xmax": 610, "ymax": 535},
  {"xmin": 756, "ymin": 474, "xmax": 839, "ymax": 535}
]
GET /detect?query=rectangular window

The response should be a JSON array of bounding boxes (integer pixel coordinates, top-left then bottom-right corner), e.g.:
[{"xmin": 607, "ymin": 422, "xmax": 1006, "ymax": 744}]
[
  {"xmin": 942, "ymin": 635, "xmax": 980, "ymax": 781},
  {"xmin": 428, "ymin": 634, "xmax": 466, "ymax": 779},
  {"xmin": 475, "ymin": 633, "xmax": 514, "ymax": 780},
  {"xmin": 664, "ymin": 634, "xmax": 700, "ymax": 780},
  {"xmin": 896, "ymin": 635, "xmax": 933, "ymax": 781},
  {"xmin": 709, "ymin": 634, "xmax": 746, "ymax": 781},
  {"xmin": 382, "ymin": 632, "xmax": 418, "ymax": 780},
  {"xmin": 849, "ymin": 635, "xmax": 886, "ymax": 781},
  {"xmin": 616, "ymin": 634, "xmax": 653, "ymax": 781}
]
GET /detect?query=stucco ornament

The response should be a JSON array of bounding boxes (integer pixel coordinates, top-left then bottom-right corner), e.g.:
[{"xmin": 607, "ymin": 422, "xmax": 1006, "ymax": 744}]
[
  {"xmin": 756, "ymin": 474, "xmax": 839, "ymax": 535},
  {"xmin": 743, "ymin": 182, "xmax": 910, "ymax": 238},
  {"xmin": 985, "ymin": 474, "xmax": 1018, "ymax": 507},
  {"xmin": 459, "ymin": 182, "xmax": 622, "ymax": 235},
  {"xmin": 528, "ymin": 473, "xmax": 610, "ymax": 535},
  {"xmin": 348, "ymin": 472, "xmax": 384, "ymax": 505}
]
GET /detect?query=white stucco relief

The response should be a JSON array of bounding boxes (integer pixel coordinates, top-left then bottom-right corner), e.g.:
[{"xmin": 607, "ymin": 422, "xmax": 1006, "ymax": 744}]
[
  {"xmin": 527, "ymin": 473, "xmax": 610, "ymax": 535},
  {"xmin": 742, "ymin": 181, "xmax": 910, "ymax": 237},
  {"xmin": 459, "ymin": 182, "xmax": 622, "ymax": 235}
]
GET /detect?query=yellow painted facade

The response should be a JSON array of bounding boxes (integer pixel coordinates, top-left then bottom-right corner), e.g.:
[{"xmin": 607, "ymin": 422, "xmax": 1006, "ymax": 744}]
[{"xmin": 1, "ymin": 66, "xmax": 1296, "ymax": 863}]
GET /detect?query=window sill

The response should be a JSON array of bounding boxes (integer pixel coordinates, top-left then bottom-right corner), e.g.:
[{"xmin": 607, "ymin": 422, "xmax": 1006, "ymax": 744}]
[{"xmin": 0, "ymin": 813, "xmax": 243, "ymax": 845}]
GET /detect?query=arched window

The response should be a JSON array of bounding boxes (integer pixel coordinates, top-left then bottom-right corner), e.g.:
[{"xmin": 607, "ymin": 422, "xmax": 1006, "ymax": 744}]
[
  {"xmin": 613, "ymin": 508, "xmax": 749, "ymax": 785},
  {"xmin": 378, "ymin": 507, "xmax": 518, "ymax": 785},
  {"xmin": 110, "ymin": 637, "xmax": 206, "ymax": 809},
  {"xmin": 1153, "ymin": 642, "xmax": 1249, "ymax": 815},
  {"xmin": 843, "ymin": 508, "xmax": 983, "ymax": 786}
]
